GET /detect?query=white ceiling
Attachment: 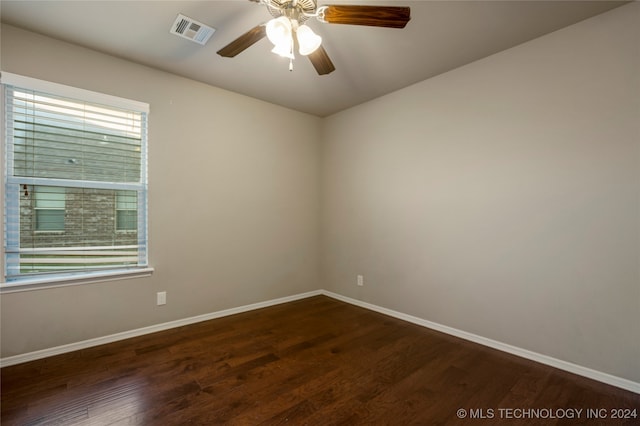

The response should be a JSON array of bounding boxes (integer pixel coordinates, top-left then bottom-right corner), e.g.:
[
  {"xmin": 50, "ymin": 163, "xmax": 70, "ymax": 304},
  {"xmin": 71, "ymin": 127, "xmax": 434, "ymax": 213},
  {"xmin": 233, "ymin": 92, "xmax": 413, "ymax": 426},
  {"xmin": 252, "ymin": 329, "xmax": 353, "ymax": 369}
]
[{"xmin": 0, "ymin": 1, "xmax": 627, "ymax": 117}]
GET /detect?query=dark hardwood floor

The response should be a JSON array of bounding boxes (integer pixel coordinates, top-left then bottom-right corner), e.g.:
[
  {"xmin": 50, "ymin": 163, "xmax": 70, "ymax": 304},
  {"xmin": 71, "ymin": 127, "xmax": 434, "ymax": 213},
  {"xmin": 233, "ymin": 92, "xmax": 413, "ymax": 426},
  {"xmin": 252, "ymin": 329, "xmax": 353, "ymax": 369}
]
[{"xmin": 1, "ymin": 295, "xmax": 638, "ymax": 425}]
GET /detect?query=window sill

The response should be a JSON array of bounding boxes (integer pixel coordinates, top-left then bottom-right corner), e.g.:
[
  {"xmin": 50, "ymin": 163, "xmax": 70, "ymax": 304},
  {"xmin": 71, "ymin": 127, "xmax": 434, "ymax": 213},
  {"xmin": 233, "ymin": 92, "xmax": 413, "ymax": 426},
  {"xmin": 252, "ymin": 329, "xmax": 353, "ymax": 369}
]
[{"xmin": 0, "ymin": 267, "xmax": 154, "ymax": 293}]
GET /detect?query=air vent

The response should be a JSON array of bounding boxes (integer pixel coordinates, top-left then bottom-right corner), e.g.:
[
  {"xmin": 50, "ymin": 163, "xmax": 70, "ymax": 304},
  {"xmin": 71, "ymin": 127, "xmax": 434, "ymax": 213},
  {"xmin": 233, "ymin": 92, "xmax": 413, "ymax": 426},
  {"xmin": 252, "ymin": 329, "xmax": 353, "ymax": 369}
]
[{"xmin": 170, "ymin": 13, "xmax": 215, "ymax": 45}]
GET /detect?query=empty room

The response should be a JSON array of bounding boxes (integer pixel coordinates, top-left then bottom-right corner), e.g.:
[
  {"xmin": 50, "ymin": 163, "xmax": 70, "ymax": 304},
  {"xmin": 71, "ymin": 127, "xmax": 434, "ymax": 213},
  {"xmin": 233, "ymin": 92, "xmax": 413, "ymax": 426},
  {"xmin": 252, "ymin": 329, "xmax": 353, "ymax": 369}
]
[{"xmin": 1, "ymin": 1, "xmax": 639, "ymax": 424}]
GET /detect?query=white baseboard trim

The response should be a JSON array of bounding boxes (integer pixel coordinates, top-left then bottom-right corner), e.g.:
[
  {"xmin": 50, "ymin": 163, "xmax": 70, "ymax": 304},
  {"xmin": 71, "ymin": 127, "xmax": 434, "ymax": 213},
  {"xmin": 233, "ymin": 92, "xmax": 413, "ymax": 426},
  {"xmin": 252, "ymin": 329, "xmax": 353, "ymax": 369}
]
[
  {"xmin": 1, "ymin": 288, "xmax": 638, "ymax": 395},
  {"xmin": 320, "ymin": 290, "xmax": 640, "ymax": 395},
  {"xmin": 0, "ymin": 290, "xmax": 323, "ymax": 368}
]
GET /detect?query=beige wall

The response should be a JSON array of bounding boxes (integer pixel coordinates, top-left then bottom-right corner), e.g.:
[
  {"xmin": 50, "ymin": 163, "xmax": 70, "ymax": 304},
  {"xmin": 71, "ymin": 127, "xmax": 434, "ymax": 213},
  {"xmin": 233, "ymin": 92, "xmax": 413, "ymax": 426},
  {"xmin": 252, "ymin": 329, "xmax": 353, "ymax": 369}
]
[
  {"xmin": 2, "ymin": 2, "xmax": 639, "ymax": 385},
  {"xmin": 0, "ymin": 25, "xmax": 321, "ymax": 356},
  {"xmin": 321, "ymin": 3, "xmax": 639, "ymax": 382}
]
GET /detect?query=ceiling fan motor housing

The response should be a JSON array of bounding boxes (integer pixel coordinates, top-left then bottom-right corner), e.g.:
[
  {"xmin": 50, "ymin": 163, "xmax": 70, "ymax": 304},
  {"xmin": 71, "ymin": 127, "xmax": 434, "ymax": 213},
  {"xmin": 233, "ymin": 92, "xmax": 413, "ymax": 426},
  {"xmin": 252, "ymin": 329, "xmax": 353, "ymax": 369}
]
[{"xmin": 265, "ymin": 0, "xmax": 317, "ymax": 23}]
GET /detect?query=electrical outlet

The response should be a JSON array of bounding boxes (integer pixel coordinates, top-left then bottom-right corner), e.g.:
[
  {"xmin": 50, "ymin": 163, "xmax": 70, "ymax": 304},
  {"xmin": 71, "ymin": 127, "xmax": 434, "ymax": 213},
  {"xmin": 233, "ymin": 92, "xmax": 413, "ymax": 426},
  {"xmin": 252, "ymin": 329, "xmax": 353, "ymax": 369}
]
[
  {"xmin": 357, "ymin": 275, "xmax": 364, "ymax": 287},
  {"xmin": 157, "ymin": 291, "xmax": 167, "ymax": 305}
]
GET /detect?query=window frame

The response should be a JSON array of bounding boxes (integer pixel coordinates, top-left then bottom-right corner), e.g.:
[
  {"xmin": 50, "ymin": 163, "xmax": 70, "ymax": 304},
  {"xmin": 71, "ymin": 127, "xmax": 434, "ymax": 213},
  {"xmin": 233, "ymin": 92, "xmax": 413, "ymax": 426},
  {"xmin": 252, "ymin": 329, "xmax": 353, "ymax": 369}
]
[{"xmin": 1, "ymin": 72, "xmax": 153, "ymax": 292}]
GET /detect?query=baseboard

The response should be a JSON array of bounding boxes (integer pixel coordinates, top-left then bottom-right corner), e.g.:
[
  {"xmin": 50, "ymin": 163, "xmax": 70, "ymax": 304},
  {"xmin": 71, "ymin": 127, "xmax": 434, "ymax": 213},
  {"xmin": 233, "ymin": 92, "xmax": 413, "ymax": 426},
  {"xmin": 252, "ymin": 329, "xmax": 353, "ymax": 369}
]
[
  {"xmin": 2, "ymin": 288, "xmax": 638, "ymax": 395},
  {"xmin": 320, "ymin": 290, "xmax": 640, "ymax": 395},
  {"xmin": 0, "ymin": 289, "xmax": 323, "ymax": 368}
]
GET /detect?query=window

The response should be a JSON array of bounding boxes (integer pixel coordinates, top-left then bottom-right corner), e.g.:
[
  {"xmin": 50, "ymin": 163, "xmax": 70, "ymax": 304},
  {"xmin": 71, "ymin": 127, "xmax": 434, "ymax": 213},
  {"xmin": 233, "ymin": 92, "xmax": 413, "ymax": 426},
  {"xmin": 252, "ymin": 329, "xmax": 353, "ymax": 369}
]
[
  {"xmin": 2, "ymin": 73, "xmax": 151, "ymax": 288},
  {"xmin": 34, "ymin": 186, "xmax": 66, "ymax": 231},
  {"xmin": 116, "ymin": 190, "xmax": 137, "ymax": 231}
]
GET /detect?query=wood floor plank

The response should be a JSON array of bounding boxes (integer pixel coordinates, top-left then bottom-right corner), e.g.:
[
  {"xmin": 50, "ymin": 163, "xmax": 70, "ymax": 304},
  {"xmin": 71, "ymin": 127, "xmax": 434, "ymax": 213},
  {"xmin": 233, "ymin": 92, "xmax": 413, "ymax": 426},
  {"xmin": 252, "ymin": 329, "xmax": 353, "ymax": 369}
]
[{"xmin": 2, "ymin": 296, "xmax": 638, "ymax": 425}]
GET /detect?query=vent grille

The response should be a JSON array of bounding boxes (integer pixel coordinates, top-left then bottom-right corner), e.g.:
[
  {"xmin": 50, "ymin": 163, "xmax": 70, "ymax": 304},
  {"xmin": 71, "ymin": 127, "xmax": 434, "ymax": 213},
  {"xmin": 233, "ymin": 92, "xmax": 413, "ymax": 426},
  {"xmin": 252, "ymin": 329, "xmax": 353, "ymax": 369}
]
[{"xmin": 170, "ymin": 14, "xmax": 215, "ymax": 45}]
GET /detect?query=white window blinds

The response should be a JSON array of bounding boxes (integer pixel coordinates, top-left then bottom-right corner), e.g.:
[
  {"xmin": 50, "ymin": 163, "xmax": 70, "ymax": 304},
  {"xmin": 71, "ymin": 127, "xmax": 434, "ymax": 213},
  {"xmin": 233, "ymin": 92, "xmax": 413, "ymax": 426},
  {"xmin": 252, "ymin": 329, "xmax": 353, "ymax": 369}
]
[{"xmin": 2, "ymin": 73, "xmax": 149, "ymax": 284}]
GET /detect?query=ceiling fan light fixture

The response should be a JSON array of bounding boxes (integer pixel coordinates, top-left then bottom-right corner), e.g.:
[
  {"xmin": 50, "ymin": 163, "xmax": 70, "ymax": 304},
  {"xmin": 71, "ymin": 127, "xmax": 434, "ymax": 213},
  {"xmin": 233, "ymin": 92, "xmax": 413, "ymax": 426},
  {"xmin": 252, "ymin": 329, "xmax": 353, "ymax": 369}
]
[
  {"xmin": 271, "ymin": 40, "xmax": 295, "ymax": 59},
  {"xmin": 296, "ymin": 24, "xmax": 322, "ymax": 56},
  {"xmin": 266, "ymin": 16, "xmax": 292, "ymax": 46}
]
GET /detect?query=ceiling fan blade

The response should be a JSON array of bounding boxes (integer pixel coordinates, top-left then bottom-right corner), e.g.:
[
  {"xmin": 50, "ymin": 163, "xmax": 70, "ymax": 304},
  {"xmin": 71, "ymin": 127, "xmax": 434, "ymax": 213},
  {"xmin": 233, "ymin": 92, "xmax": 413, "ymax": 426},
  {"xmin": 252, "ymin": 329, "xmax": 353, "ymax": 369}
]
[
  {"xmin": 217, "ymin": 24, "xmax": 266, "ymax": 57},
  {"xmin": 320, "ymin": 5, "xmax": 411, "ymax": 28},
  {"xmin": 307, "ymin": 46, "xmax": 336, "ymax": 75}
]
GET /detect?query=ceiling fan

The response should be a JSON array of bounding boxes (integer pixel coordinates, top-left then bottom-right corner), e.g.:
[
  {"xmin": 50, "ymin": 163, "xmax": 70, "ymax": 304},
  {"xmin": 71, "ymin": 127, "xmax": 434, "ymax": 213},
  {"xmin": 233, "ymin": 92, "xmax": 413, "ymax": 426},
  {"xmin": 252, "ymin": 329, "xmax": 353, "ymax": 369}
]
[{"xmin": 216, "ymin": 0, "xmax": 411, "ymax": 75}]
